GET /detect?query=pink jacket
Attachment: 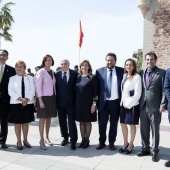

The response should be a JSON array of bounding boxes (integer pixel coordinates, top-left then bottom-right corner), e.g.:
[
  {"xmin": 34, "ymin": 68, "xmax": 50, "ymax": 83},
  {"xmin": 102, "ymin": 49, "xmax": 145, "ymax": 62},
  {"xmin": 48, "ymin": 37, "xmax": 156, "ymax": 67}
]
[{"xmin": 36, "ymin": 68, "xmax": 56, "ymax": 97}]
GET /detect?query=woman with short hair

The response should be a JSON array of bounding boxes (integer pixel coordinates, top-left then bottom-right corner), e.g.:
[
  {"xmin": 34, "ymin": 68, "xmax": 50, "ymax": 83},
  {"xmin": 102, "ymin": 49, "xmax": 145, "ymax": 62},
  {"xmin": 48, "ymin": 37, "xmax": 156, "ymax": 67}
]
[{"xmin": 8, "ymin": 60, "xmax": 35, "ymax": 150}]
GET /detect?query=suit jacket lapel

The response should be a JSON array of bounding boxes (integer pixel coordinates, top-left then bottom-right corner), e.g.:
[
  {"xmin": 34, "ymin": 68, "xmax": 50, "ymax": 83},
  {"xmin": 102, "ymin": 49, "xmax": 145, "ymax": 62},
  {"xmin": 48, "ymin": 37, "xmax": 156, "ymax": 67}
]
[
  {"xmin": 103, "ymin": 67, "xmax": 107, "ymax": 90},
  {"xmin": 1, "ymin": 65, "xmax": 9, "ymax": 83},
  {"xmin": 115, "ymin": 66, "xmax": 121, "ymax": 87},
  {"xmin": 67, "ymin": 69, "xmax": 72, "ymax": 85},
  {"xmin": 143, "ymin": 69, "xmax": 147, "ymax": 89},
  {"xmin": 149, "ymin": 67, "xmax": 159, "ymax": 85}
]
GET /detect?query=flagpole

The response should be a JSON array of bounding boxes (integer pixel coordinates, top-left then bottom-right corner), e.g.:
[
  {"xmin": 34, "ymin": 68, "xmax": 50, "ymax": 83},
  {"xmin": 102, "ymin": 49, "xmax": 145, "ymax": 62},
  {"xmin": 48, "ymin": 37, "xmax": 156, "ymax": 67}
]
[{"xmin": 79, "ymin": 47, "xmax": 80, "ymax": 64}]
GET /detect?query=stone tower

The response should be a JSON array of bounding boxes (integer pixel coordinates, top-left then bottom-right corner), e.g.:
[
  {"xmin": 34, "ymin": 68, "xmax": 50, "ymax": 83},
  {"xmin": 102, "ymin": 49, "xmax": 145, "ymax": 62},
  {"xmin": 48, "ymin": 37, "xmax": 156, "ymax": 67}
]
[{"xmin": 137, "ymin": 0, "xmax": 170, "ymax": 69}]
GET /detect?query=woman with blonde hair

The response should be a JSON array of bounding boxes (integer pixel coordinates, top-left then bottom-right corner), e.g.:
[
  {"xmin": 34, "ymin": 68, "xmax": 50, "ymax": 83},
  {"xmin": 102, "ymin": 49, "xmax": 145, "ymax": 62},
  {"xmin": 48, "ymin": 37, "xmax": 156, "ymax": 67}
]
[{"xmin": 8, "ymin": 60, "xmax": 35, "ymax": 150}]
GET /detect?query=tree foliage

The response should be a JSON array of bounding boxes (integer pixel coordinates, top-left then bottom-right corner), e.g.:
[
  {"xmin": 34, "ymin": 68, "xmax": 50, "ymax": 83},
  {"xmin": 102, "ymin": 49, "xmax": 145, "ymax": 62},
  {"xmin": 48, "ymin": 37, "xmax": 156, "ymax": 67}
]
[
  {"xmin": 0, "ymin": 0, "xmax": 15, "ymax": 42},
  {"xmin": 132, "ymin": 49, "xmax": 143, "ymax": 71}
]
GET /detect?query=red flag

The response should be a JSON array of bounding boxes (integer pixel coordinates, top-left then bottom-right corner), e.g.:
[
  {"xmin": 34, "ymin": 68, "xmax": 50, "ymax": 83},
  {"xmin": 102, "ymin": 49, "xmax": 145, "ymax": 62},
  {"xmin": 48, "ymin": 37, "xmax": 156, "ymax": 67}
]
[{"xmin": 78, "ymin": 20, "xmax": 84, "ymax": 48}]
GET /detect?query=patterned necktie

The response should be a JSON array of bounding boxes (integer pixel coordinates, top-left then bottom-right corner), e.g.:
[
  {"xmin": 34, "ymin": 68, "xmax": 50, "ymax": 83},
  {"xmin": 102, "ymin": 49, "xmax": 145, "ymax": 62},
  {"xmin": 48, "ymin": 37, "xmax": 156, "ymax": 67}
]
[
  {"xmin": 106, "ymin": 69, "xmax": 113, "ymax": 98},
  {"xmin": 63, "ymin": 72, "xmax": 67, "ymax": 84},
  {"xmin": 0, "ymin": 65, "xmax": 3, "ymax": 83},
  {"xmin": 145, "ymin": 69, "xmax": 151, "ymax": 88},
  {"xmin": 21, "ymin": 77, "xmax": 25, "ymax": 98}
]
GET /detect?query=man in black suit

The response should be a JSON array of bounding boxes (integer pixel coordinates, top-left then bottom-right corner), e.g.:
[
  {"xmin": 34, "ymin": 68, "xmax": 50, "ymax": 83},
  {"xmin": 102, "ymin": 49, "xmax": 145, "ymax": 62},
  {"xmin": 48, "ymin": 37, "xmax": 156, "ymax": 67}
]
[
  {"xmin": 96, "ymin": 53, "xmax": 124, "ymax": 150},
  {"xmin": 55, "ymin": 59, "xmax": 78, "ymax": 150},
  {"xmin": 0, "ymin": 49, "xmax": 15, "ymax": 148}
]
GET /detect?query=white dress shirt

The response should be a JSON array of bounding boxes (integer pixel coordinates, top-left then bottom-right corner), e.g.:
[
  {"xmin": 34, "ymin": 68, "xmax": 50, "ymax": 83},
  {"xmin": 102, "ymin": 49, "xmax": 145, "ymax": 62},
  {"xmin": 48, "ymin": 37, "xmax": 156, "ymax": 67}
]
[
  {"xmin": 106, "ymin": 67, "xmax": 119, "ymax": 100},
  {"xmin": 62, "ymin": 69, "xmax": 70, "ymax": 82}
]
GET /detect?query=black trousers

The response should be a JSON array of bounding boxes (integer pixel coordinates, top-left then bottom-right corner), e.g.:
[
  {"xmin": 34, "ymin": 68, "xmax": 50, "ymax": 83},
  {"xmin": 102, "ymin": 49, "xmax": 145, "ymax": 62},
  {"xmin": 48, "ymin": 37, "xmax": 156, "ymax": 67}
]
[
  {"xmin": 0, "ymin": 103, "xmax": 9, "ymax": 144},
  {"xmin": 98, "ymin": 99, "xmax": 120, "ymax": 144},
  {"xmin": 58, "ymin": 104, "xmax": 78, "ymax": 144}
]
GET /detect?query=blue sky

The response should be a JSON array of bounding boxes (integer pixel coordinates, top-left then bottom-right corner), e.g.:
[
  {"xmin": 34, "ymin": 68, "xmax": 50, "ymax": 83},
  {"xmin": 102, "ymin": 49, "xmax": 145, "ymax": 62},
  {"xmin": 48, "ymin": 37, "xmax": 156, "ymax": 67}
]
[{"xmin": 2, "ymin": 0, "xmax": 143, "ymax": 73}]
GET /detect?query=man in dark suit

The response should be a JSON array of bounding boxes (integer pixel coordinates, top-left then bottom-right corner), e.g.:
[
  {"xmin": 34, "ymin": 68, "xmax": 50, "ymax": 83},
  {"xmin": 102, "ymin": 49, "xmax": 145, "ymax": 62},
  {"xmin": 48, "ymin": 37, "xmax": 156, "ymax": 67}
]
[
  {"xmin": 0, "ymin": 49, "xmax": 15, "ymax": 148},
  {"xmin": 55, "ymin": 59, "xmax": 78, "ymax": 150},
  {"xmin": 96, "ymin": 52, "xmax": 124, "ymax": 150},
  {"xmin": 164, "ymin": 67, "xmax": 170, "ymax": 167},
  {"xmin": 137, "ymin": 52, "xmax": 167, "ymax": 162}
]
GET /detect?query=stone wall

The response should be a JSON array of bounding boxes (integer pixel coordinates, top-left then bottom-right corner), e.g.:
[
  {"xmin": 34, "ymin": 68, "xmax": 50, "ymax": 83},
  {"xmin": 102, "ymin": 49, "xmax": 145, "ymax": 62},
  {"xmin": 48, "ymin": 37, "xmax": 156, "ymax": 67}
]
[{"xmin": 138, "ymin": 0, "xmax": 170, "ymax": 69}]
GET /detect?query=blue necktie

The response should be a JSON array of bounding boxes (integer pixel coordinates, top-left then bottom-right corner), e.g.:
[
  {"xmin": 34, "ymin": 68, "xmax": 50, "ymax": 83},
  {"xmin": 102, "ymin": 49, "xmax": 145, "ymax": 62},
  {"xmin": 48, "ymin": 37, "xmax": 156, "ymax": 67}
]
[
  {"xmin": 63, "ymin": 72, "xmax": 67, "ymax": 84},
  {"xmin": 106, "ymin": 69, "xmax": 112, "ymax": 98}
]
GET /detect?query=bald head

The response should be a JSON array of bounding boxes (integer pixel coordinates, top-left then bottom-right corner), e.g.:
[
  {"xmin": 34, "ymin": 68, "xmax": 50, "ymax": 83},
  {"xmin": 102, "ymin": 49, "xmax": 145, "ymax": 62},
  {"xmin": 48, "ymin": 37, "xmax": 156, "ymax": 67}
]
[{"xmin": 60, "ymin": 59, "xmax": 70, "ymax": 72}]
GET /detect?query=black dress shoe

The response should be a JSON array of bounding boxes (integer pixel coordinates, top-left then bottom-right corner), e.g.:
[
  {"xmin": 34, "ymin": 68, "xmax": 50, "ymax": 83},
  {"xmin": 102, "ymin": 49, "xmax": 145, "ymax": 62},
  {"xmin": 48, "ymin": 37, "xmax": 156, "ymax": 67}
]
[
  {"xmin": 70, "ymin": 143, "xmax": 76, "ymax": 150},
  {"xmin": 136, "ymin": 151, "xmax": 150, "ymax": 157},
  {"xmin": 109, "ymin": 144, "xmax": 116, "ymax": 150},
  {"xmin": 119, "ymin": 143, "xmax": 129, "ymax": 153},
  {"xmin": 1, "ymin": 143, "xmax": 8, "ymax": 149},
  {"xmin": 164, "ymin": 160, "xmax": 170, "ymax": 167},
  {"xmin": 61, "ymin": 139, "xmax": 68, "ymax": 146},
  {"xmin": 82, "ymin": 140, "xmax": 89, "ymax": 149},
  {"xmin": 78, "ymin": 139, "xmax": 85, "ymax": 148},
  {"xmin": 152, "ymin": 154, "xmax": 159, "ymax": 162},
  {"xmin": 17, "ymin": 143, "xmax": 23, "ymax": 150},
  {"xmin": 23, "ymin": 141, "xmax": 32, "ymax": 148},
  {"xmin": 96, "ymin": 143, "xmax": 106, "ymax": 150},
  {"xmin": 124, "ymin": 145, "xmax": 134, "ymax": 154}
]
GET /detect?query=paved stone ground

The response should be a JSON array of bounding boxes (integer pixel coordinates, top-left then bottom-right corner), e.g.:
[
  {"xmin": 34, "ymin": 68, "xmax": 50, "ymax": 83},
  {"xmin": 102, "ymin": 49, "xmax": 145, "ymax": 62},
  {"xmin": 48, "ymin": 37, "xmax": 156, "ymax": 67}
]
[{"xmin": 0, "ymin": 111, "xmax": 170, "ymax": 170}]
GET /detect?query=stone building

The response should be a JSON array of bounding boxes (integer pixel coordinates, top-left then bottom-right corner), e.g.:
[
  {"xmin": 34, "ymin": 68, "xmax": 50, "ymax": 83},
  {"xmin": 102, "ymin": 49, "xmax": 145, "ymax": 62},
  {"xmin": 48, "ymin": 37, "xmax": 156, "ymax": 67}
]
[{"xmin": 137, "ymin": 0, "xmax": 170, "ymax": 69}]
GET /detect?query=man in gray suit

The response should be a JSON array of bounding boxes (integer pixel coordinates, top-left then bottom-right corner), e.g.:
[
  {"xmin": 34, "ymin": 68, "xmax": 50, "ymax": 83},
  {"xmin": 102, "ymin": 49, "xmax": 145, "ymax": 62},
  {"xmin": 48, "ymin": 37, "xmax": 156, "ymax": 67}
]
[{"xmin": 137, "ymin": 52, "xmax": 167, "ymax": 162}]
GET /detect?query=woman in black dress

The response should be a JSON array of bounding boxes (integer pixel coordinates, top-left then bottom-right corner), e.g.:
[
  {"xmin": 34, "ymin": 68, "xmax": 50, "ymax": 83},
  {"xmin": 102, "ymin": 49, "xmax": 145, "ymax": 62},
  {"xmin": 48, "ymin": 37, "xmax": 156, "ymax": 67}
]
[
  {"xmin": 75, "ymin": 60, "xmax": 98, "ymax": 149},
  {"xmin": 8, "ymin": 60, "xmax": 35, "ymax": 150},
  {"xmin": 119, "ymin": 58, "xmax": 142, "ymax": 154}
]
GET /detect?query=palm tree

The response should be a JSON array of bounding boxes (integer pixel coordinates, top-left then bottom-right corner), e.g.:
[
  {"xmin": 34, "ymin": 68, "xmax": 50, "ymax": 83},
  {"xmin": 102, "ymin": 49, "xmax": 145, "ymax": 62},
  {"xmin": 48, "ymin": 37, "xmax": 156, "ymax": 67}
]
[{"xmin": 0, "ymin": 0, "xmax": 15, "ymax": 48}]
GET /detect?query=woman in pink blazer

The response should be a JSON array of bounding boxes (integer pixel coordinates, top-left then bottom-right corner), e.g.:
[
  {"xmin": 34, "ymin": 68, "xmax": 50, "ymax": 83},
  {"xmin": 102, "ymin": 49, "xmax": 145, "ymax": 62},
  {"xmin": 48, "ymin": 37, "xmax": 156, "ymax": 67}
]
[{"xmin": 36, "ymin": 55, "xmax": 57, "ymax": 150}]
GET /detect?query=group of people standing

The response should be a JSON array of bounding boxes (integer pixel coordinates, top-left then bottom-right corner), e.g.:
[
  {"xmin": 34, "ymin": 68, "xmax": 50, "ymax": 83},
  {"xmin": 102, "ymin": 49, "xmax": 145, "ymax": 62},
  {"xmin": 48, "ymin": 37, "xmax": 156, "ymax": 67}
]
[{"xmin": 0, "ymin": 49, "xmax": 170, "ymax": 167}]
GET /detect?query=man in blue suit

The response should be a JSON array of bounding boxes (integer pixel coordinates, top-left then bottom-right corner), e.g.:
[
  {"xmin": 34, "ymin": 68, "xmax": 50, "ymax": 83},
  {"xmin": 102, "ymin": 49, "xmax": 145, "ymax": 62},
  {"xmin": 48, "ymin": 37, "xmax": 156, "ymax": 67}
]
[
  {"xmin": 96, "ymin": 53, "xmax": 124, "ymax": 150},
  {"xmin": 55, "ymin": 59, "xmax": 78, "ymax": 150},
  {"xmin": 164, "ymin": 67, "xmax": 170, "ymax": 167}
]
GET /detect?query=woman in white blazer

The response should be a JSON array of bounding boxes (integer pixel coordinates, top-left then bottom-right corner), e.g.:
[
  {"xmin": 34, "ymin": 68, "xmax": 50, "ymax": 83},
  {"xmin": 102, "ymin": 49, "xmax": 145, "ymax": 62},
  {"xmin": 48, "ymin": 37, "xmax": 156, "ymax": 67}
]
[
  {"xmin": 119, "ymin": 58, "xmax": 142, "ymax": 154},
  {"xmin": 8, "ymin": 60, "xmax": 35, "ymax": 150}
]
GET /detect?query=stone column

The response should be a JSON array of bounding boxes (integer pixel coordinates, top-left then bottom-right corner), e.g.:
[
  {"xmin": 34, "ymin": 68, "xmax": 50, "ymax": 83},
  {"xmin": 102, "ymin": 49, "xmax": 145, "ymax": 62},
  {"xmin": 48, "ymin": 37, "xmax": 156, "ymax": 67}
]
[{"xmin": 137, "ymin": 0, "xmax": 170, "ymax": 69}]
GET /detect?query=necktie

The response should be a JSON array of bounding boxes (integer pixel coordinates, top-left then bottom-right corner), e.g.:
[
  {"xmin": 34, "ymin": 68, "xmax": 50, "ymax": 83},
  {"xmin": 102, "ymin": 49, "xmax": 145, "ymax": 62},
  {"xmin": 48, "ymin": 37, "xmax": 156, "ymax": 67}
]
[
  {"xmin": 145, "ymin": 70, "xmax": 151, "ymax": 88},
  {"xmin": 106, "ymin": 69, "xmax": 113, "ymax": 98},
  {"xmin": 21, "ymin": 77, "xmax": 25, "ymax": 98},
  {"xmin": 0, "ymin": 65, "xmax": 3, "ymax": 83},
  {"xmin": 63, "ymin": 72, "xmax": 67, "ymax": 84}
]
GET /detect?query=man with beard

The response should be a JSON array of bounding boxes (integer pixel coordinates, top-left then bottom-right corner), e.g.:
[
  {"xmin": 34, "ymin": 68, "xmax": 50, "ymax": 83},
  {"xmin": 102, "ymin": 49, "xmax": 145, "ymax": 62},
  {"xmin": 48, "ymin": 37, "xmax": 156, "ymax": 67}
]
[
  {"xmin": 0, "ymin": 49, "xmax": 15, "ymax": 148},
  {"xmin": 96, "ymin": 53, "xmax": 124, "ymax": 150},
  {"xmin": 137, "ymin": 52, "xmax": 167, "ymax": 162}
]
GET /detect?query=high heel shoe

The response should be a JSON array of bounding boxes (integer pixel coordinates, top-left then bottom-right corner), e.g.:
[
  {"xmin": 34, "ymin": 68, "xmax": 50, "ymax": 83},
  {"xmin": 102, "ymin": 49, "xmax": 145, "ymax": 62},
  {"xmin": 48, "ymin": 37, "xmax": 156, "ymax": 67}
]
[
  {"xmin": 119, "ymin": 143, "xmax": 129, "ymax": 153},
  {"xmin": 124, "ymin": 145, "xmax": 134, "ymax": 154},
  {"xmin": 82, "ymin": 139, "xmax": 90, "ymax": 149},
  {"xmin": 78, "ymin": 139, "xmax": 85, "ymax": 148},
  {"xmin": 17, "ymin": 142, "xmax": 23, "ymax": 150},
  {"xmin": 23, "ymin": 141, "xmax": 32, "ymax": 148},
  {"xmin": 39, "ymin": 141, "xmax": 47, "ymax": 150},
  {"xmin": 45, "ymin": 138, "xmax": 53, "ymax": 146}
]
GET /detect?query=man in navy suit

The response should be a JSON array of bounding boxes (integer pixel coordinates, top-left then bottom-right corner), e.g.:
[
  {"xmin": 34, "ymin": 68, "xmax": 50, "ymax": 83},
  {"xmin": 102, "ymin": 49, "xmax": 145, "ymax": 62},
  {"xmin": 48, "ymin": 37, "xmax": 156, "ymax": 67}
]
[
  {"xmin": 55, "ymin": 59, "xmax": 78, "ymax": 150},
  {"xmin": 96, "ymin": 53, "xmax": 124, "ymax": 150},
  {"xmin": 164, "ymin": 67, "xmax": 170, "ymax": 167},
  {"xmin": 0, "ymin": 50, "xmax": 15, "ymax": 148}
]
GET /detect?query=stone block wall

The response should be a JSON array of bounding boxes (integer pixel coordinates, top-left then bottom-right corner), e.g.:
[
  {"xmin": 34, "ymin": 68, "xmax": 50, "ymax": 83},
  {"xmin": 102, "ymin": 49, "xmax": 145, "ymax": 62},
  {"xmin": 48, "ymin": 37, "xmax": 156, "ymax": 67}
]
[{"xmin": 138, "ymin": 0, "xmax": 170, "ymax": 69}]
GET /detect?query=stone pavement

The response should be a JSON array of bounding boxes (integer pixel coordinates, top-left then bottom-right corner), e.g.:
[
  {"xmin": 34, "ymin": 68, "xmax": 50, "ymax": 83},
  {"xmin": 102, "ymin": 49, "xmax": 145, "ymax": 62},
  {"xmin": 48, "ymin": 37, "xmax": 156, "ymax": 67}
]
[{"xmin": 0, "ymin": 112, "xmax": 170, "ymax": 170}]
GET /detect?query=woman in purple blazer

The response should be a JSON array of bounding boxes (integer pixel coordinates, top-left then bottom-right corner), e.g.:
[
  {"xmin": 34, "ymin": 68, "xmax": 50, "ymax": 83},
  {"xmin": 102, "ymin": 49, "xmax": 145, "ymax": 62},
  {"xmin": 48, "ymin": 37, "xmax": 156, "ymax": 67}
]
[{"xmin": 36, "ymin": 55, "xmax": 57, "ymax": 150}]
